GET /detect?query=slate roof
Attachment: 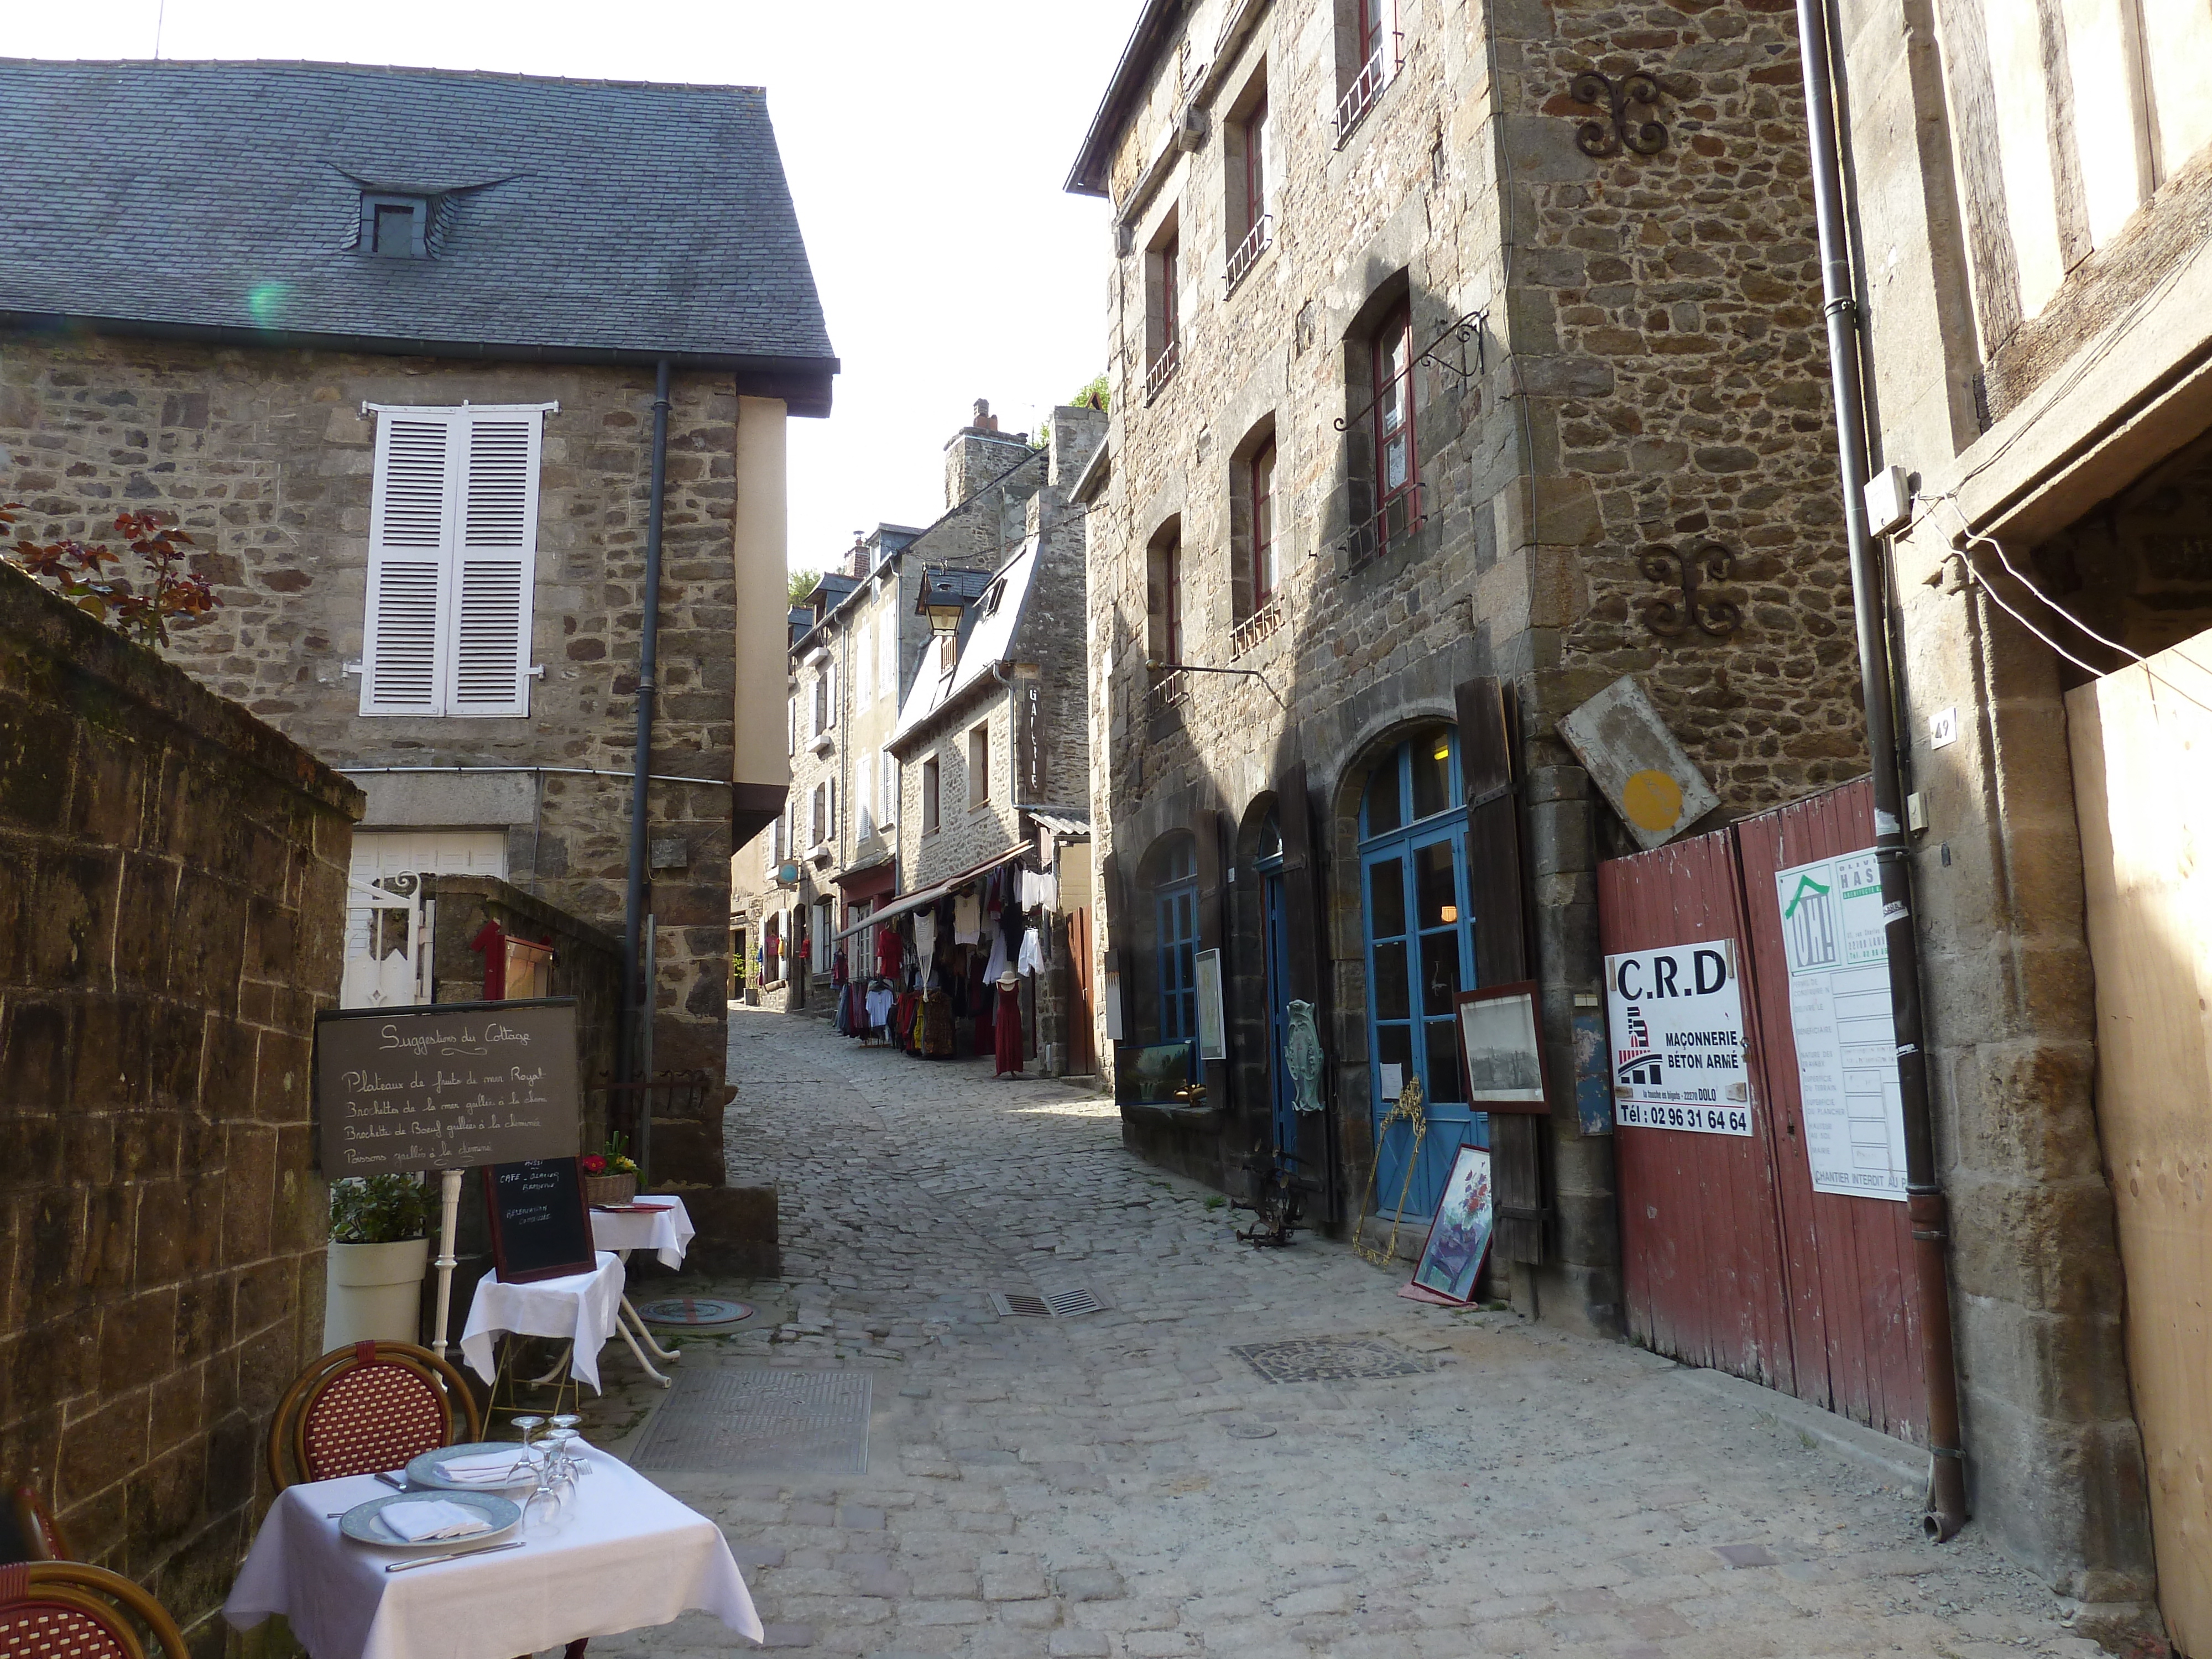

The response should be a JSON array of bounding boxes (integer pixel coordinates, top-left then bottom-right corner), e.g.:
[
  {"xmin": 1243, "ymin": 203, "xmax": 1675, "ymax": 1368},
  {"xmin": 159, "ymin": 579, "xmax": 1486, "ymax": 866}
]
[
  {"xmin": 890, "ymin": 540, "xmax": 1041, "ymax": 749},
  {"xmin": 0, "ymin": 59, "xmax": 837, "ymax": 408}
]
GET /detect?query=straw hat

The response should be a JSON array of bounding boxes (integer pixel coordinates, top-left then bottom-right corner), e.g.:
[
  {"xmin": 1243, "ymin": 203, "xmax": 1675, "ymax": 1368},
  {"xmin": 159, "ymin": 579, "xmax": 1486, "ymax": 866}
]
[{"xmin": 996, "ymin": 968, "xmax": 1020, "ymax": 990}]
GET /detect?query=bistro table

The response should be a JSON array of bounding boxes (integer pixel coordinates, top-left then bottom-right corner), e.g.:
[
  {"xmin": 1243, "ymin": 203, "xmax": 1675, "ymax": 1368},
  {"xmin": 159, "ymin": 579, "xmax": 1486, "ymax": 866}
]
[
  {"xmin": 588, "ymin": 1197, "xmax": 695, "ymax": 1387},
  {"xmin": 459, "ymin": 1251, "xmax": 627, "ymax": 1394},
  {"xmin": 223, "ymin": 1443, "xmax": 763, "ymax": 1659}
]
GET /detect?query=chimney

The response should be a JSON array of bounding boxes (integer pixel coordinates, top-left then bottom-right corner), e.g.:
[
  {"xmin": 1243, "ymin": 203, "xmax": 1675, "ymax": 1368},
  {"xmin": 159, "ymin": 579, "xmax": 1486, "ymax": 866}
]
[
  {"xmin": 848, "ymin": 530, "xmax": 869, "ymax": 579},
  {"xmin": 943, "ymin": 397, "xmax": 1029, "ymax": 510}
]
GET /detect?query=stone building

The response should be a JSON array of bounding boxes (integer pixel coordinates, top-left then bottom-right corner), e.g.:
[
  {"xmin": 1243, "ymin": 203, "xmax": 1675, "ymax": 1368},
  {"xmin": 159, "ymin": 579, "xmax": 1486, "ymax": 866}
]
[
  {"xmin": 730, "ymin": 401, "xmax": 1103, "ymax": 1032},
  {"xmin": 1817, "ymin": 0, "xmax": 2212, "ymax": 1639},
  {"xmin": 0, "ymin": 60, "xmax": 835, "ymax": 1086},
  {"xmin": 881, "ymin": 404, "xmax": 1105, "ymax": 1068},
  {"xmin": 1067, "ymin": 0, "xmax": 1860, "ymax": 1324}
]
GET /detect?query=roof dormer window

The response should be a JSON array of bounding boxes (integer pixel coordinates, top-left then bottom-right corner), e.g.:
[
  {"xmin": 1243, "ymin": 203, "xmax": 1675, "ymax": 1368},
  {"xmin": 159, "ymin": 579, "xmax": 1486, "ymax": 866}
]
[{"xmin": 362, "ymin": 194, "xmax": 429, "ymax": 258}]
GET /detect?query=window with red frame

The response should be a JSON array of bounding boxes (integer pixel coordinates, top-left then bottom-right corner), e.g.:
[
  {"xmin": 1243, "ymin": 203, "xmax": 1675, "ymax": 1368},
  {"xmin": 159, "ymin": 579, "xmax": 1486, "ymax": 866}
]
[
  {"xmin": 1357, "ymin": 0, "xmax": 1390, "ymax": 66},
  {"xmin": 1149, "ymin": 530, "xmax": 1183, "ymax": 664},
  {"xmin": 1160, "ymin": 237, "xmax": 1180, "ymax": 353},
  {"xmin": 1373, "ymin": 301, "xmax": 1417, "ymax": 545},
  {"xmin": 1251, "ymin": 440, "xmax": 1278, "ymax": 606},
  {"xmin": 1243, "ymin": 96, "xmax": 1269, "ymax": 240}
]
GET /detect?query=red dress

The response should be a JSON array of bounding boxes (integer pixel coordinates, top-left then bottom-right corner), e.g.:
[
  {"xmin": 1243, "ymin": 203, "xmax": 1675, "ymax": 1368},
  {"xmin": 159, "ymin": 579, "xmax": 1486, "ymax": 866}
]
[{"xmin": 994, "ymin": 984, "xmax": 1023, "ymax": 1076}]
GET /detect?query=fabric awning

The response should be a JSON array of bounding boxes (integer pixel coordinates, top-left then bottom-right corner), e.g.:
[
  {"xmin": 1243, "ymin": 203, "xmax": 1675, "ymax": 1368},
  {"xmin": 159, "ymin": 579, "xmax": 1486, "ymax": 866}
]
[{"xmin": 832, "ymin": 844, "xmax": 1025, "ymax": 941}]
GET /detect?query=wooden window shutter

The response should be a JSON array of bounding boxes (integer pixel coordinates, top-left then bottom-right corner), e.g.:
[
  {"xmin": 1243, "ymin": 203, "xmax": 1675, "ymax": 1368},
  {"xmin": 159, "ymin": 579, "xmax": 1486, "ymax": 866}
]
[
  {"xmin": 1275, "ymin": 760, "xmax": 1322, "ymax": 1005},
  {"xmin": 361, "ymin": 413, "xmax": 457, "ymax": 714},
  {"xmin": 1455, "ymin": 674, "xmax": 1546, "ymax": 1265},
  {"xmin": 447, "ymin": 413, "xmax": 542, "ymax": 717}
]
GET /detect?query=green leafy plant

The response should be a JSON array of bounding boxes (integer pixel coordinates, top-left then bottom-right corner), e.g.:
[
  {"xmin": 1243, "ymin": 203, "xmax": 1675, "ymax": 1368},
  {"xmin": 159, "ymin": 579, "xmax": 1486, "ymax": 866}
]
[
  {"xmin": 1069, "ymin": 373, "xmax": 1109, "ymax": 413},
  {"xmin": 330, "ymin": 1175, "xmax": 432, "ymax": 1244},
  {"xmin": 787, "ymin": 566, "xmax": 823, "ymax": 603},
  {"xmin": 1, "ymin": 503, "xmax": 218, "ymax": 648}
]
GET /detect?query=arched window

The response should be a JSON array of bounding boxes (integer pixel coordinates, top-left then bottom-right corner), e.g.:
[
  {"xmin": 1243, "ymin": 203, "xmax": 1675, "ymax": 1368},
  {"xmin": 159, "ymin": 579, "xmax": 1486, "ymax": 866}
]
[{"xmin": 1357, "ymin": 724, "xmax": 1479, "ymax": 1216}]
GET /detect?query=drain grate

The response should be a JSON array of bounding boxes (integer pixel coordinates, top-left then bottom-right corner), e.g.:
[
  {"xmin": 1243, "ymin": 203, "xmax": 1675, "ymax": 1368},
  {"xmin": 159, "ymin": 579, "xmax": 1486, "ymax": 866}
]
[
  {"xmin": 989, "ymin": 1287, "xmax": 1104, "ymax": 1319},
  {"xmin": 1230, "ymin": 1336, "xmax": 1437, "ymax": 1384},
  {"xmin": 630, "ymin": 1368, "xmax": 872, "ymax": 1474}
]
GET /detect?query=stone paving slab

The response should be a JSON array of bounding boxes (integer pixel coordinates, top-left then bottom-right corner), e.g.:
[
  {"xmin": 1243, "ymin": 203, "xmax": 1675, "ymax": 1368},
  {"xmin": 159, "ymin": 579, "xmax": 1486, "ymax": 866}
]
[{"xmin": 543, "ymin": 1008, "xmax": 2111, "ymax": 1659}]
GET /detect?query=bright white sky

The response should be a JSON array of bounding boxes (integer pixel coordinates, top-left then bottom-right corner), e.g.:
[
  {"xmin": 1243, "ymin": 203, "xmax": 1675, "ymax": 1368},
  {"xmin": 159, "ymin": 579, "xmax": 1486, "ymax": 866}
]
[{"xmin": 13, "ymin": 0, "xmax": 1140, "ymax": 576}]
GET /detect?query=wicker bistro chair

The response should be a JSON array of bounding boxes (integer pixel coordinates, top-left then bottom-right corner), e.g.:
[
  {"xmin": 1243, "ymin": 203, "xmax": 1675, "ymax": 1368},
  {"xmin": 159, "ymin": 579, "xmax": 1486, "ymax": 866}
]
[
  {"xmin": 267, "ymin": 1340, "xmax": 483, "ymax": 1491},
  {"xmin": 5, "ymin": 1488, "xmax": 69, "ymax": 1563},
  {"xmin": 0, "ymin": 1562, "xmax": 189, "ymax": 1659}
]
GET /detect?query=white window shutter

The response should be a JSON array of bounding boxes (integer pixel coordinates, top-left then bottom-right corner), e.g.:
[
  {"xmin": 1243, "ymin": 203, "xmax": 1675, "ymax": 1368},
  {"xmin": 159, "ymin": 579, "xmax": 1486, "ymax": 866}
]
[
  {"xmin": 447, "ymin": 414, "xmax": 541, "ymax": 717},
  {"xmin": 361, "ymin": 414, "xmax": 456, "ymax": 714},
  {"xmin": 857, "ymin": 623, "xmax": 873, "ymax": 705},
  {"xmin": 880, "ymin": 749, "xmax": 896, "ymax": 826},
  {"xmin": 881, "ymin": 622, "xmax": 897, "ymax": 699}
]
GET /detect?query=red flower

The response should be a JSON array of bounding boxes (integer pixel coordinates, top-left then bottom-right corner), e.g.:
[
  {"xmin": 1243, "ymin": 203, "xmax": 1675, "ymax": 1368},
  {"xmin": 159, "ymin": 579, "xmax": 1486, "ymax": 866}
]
[{"xmin": 581, "ymin": 1154, "xmax": 607, "ymax": 1175}]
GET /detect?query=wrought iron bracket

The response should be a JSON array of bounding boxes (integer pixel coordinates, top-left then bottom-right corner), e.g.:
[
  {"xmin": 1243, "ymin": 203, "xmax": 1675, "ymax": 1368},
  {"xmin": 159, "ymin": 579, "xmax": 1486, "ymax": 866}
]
[
  {"xmin": 1569, "ymin": 70, "xmax": 1666, "ymax": 158},
  {"xmin": 1638, "ymin": 542, "xmax": 1741, "ymax": 638},
  {"xmin": 1333, "ymin": 310, "xmax": 1489, "ymax": 434}
]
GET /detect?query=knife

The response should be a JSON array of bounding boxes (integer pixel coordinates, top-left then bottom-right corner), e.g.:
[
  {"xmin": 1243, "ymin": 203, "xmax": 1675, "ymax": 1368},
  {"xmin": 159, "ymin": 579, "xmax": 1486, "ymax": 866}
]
[
  {"xmin": 375, "ymin": 1470, "xmax": 409, "ymax": 1491},
  {"xmin": 385, "ymin": 1540, "xmax": 526, "ymax": 1573}
]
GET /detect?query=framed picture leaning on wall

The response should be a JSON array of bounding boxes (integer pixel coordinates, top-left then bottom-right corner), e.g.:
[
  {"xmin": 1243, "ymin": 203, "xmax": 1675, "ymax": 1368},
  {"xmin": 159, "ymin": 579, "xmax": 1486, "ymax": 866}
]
[
  {"xmin": 1410, "ymin": 1143, "xmax": 1494, "ymax": 1303},
  {"xmin": 1453, "ymin": 980, "xmax": 1550, "ymax": 1114}
]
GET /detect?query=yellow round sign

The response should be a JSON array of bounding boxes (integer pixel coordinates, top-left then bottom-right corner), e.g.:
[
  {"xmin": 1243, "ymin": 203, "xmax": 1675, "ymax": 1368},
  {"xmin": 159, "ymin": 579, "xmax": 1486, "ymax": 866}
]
[{"xmin": 1621, "ymin": 768, "xmax": 1685, "ymax": 833}]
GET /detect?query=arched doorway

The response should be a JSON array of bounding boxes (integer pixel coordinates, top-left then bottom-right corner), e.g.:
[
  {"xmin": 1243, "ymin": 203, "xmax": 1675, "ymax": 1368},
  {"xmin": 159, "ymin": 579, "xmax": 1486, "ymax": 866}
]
[
  {"xmin": 1253, "ymin": 810, "xmax": 1295, "ymax": 1155},
  {"xmin": 1358, "ymin": 722, "xmax": 1480, "ymax": 1217}
]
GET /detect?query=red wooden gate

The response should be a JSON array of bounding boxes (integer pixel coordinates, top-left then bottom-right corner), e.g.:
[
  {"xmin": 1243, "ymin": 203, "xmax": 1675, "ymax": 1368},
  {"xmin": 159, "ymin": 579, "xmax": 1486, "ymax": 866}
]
[{"xmin": 1600, "ymin": 779, "xmax": 1929, "ymax": 1444}]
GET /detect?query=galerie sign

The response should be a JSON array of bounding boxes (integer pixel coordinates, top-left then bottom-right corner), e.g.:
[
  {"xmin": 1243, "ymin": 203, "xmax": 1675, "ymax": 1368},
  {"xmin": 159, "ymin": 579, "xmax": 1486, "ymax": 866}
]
[
  {"xmin": 314, "ymin": 1000, "xmax": 582, "ymax": 1176},
  {"xmin": 1601, "ymin": 938, "xmax": 1752, "ymax": 1136}
]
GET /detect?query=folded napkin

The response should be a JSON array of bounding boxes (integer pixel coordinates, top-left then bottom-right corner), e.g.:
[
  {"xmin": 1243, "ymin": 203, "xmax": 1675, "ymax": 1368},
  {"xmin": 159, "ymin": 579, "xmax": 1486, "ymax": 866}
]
[
  {"xmin": 378, "ymin": 1500, "xmax": 494, "ymax": 1543},
  {"xmin": 434, "ymin": 1451, "xmax": 533, "ymax": 1485}
]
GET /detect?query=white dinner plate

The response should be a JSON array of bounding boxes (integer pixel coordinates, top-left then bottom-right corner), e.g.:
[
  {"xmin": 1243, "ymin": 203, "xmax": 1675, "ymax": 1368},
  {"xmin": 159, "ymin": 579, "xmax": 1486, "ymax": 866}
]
[
  {"xmin": 405, "ymin": 1441, "xmax": 540, "ymax": 1494},
  {"xmin": 337, "ymin": 1491, "xmax": 521, "ymax": 1551}
]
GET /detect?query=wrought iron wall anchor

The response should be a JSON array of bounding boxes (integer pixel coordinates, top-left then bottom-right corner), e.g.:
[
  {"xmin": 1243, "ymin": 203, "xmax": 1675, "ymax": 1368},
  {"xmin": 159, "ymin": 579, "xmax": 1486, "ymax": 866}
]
[
  {"xmin": 1569, "ymin": 70, "xmax": 1666, "ymax": 158},
  {"xmin": 1639, "ymin": 543, "xmax": 1741, "ymax": 638}
]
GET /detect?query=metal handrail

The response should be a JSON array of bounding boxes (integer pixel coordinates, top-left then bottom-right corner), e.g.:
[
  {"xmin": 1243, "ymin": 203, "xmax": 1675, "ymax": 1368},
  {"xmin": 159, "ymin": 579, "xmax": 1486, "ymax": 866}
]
[
  {"xmin": 1333, "ymin": 35, "xmax": 1402, "ymax": 147},
  {"xmin": 1230, "ymin": 597, "xmax": 1286, "ymax": 658},
  {"xmin": 1225, "ymin": 212, "xmax": 1274, "ymax": 294},
  {"xmin": 1143, "ymin": 339, "xmax": 1182, "ymax": 404},
  {"xmin": 1144, "ymin": 664, "xmax": 1192, "ymax": 712},
  {"xmin": 1332, "ymin": 481, "xmax": 1428, "ymax": 562}
]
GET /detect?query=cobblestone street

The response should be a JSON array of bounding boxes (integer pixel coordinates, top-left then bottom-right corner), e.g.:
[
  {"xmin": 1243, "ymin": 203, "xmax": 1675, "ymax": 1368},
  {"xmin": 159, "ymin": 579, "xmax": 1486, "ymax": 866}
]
[{"xmin": 585, "ymin": 1007, "xmax": 2104, "ymax": 1658}]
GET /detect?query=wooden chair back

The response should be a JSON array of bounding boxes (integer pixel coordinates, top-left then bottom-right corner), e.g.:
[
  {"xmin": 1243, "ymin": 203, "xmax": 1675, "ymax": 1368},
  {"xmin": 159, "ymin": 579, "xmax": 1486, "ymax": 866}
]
[
  {"xmin": 5, "ymin": 1488, "xmax": 68, "ymax": 1563},
  {"xmin": 267, "ymin": 1340, "xmax": 482, "ymax": 1491},
  {"xmin": 0, "ymin": 1561, "xmax": 188, "ymax": 1659}
]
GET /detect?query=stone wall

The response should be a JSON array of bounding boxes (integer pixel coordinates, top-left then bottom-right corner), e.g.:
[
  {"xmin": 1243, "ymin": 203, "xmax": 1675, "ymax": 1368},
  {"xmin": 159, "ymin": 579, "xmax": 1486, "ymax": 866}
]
[
  {"xmin": 1081, "ymin": 0, "xmax": 1859, "ymax": 1335},
  {"xmin": 0, "ymin": 564, "xmax": 361, "ymax": 1650},
  {"xmin": 0, "ymin": 332, "xmax": 751, "ymax": 1082}
]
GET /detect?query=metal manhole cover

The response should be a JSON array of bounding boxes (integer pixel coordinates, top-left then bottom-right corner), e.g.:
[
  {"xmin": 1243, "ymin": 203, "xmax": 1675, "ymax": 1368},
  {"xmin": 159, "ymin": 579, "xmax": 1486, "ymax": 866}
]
[
  {"xmin": 1230, "ymin": 1337, "xmax": 1437, "ymax": 1384},
  {"xmin": 637, "ymin": 1297, "xmax": 755, "ymax": 1329},
  {"xmin": 631, "ymin": 1368, "xmax": 871, "ymax": 1474}
]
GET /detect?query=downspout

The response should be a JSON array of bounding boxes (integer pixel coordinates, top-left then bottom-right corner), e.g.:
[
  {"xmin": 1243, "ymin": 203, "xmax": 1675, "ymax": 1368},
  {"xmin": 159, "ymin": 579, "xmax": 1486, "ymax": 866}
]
[
  {"xmin": 1793, "ymin": 0, "xmax": 1969, "ymax": 1543},
  {"xmin": 618, "ymin": 360, "xmax": 673, "ymax": 1109}
]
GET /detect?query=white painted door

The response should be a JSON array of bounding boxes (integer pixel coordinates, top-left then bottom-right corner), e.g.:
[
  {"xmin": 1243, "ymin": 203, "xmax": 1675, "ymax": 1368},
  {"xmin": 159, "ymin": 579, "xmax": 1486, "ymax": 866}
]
[{"xmin": 342, "ymin": 830, "xmax": 508, "ymax": 1006}]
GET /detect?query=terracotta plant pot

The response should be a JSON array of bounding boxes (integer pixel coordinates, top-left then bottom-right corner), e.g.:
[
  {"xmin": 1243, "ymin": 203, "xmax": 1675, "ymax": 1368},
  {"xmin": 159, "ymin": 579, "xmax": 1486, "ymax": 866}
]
[{"xmin": 585, "ymin": 1172, "xmax": 638, "ymax": 1208}]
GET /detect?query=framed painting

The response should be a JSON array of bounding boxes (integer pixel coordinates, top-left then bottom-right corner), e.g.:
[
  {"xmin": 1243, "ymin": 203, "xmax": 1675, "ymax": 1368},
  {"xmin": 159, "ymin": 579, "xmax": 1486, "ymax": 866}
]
[
  {"xmin": 1410, "ymin": 1143, "xmax": 1494, "ymax": 1304},
  {"xmin": 1454, "ymin": 980, "xmax": 1550, "ymax": 1114}
]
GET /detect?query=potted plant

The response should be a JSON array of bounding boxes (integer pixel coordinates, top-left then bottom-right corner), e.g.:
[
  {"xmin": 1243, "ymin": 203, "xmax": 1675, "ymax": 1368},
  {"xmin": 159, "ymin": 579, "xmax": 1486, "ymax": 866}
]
[
  {"xmin": 582, "ymin": 1133, "xmax": 641, "ymax": 1208},
  {"xmin": 322, "ymin": 1174, "xmax": 434, "ymax": 1353}
]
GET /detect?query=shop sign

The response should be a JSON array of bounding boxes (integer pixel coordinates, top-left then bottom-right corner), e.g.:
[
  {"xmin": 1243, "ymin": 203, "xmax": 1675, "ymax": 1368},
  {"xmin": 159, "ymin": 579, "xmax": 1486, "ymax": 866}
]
[{"xmin": 1602, "ymin": 938, "xmax": 1752, "ymax": 1135}]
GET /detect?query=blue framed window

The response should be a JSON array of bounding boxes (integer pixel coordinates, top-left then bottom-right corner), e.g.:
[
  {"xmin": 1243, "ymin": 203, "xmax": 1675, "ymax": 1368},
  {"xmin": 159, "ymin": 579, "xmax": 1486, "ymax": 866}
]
[
  {"xmin": 1155, "ymin": 837, "xmax": 1199, "ymax": 1042},
  {"xmin": 1358, "ymin": 725, "xmax": 1481, "ymax": 1217}
]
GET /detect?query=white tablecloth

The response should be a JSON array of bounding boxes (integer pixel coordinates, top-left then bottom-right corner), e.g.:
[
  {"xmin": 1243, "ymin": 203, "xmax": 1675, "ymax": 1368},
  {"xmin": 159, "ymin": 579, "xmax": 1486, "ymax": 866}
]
[
  {"xmin": 588, "ymin": 1196, "xmax": 695, "ymax": 1269},
  {"xmin": 224, "ymin": 1444, "xmax": 762, "ymax": 1659},
  {"xmin": 459, "ymin": 1251, "xmax": 625, "ymax": 1392}
]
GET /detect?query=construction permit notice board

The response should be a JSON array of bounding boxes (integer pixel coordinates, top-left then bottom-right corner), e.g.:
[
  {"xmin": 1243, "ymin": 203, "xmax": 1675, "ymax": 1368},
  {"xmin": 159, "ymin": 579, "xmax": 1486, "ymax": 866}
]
[
  {"xmin": 1775, "ymin": 852, "xmax": 1908, "ymax": 1201},
  {"xmin": 1601, "ymin": 940, "xmax": 1752, "ymax": 1135}
]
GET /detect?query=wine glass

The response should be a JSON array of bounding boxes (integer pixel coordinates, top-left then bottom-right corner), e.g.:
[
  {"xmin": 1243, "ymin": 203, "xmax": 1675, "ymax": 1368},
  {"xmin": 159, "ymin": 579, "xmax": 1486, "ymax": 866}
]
[{"xmin": 510, "ymin": 1414, "xmax": 544, "ymax": 1449}]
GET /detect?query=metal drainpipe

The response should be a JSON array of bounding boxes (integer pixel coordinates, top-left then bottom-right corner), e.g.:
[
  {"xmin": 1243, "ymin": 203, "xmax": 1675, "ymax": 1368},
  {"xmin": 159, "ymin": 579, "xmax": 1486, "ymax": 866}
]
[
  {"xmin": 618, "ymin": 361, "xmax": 672, "ymax": 1119},
  {"xmin": 1793, "ymin": 0, "xmax": 1969, "ymax": 1542}
]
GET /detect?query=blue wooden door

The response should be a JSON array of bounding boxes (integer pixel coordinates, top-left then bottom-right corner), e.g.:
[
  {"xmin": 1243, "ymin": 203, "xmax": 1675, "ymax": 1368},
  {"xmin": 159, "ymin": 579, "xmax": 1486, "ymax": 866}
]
[{"xmin": 1360, "ymin": 727, "xmax": 1483, "ymax": 1218}]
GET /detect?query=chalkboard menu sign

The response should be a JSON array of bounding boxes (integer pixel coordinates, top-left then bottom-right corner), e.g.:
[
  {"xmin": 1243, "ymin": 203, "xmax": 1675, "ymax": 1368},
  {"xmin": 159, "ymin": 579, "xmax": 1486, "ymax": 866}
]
[
  {"xmin": 482, "ymin": 1158, "xmax": 597, "ymax": 1284},
  {"xmin": 314, "ymin": 999, "xmax": 582, "ymax": 1176}
]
